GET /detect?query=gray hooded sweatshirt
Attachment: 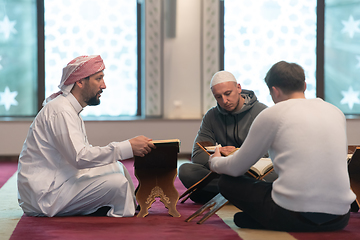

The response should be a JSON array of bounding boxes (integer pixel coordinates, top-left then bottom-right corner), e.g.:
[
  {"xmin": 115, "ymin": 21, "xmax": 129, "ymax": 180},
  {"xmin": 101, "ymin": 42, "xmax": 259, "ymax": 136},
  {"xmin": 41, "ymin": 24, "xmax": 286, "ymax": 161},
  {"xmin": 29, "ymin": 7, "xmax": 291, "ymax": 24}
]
[{"xmin": 192, "ymin": 89, "xmax": 267, "ymax": 168}]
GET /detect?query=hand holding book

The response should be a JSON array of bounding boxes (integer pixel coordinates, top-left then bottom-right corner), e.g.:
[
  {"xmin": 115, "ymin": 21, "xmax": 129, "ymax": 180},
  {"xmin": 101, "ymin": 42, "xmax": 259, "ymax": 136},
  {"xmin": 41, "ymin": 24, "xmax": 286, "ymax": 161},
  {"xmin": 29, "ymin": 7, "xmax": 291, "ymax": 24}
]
[
  {"xmin": 129, "ymin": 135, "xmax": 156, "ymax": 157},
  {"xmin": 211, "ymin": 145, "xmax": 221, "ymax": 158},
  {"xmin": 218, "ymin": 146, "xmax": 237, "ymax": 156},
  {"xmin": 198, "ymin": 142, "xmax": 238, "ymax": 156}
]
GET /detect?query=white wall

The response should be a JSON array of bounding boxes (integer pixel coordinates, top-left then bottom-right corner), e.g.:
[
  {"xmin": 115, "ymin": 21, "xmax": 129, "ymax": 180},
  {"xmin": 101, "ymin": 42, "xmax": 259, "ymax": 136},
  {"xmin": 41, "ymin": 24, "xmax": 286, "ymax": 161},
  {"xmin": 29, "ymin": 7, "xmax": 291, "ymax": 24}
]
[
  {"xmin": 0, "ymin": 120, "xmax": 201, "ymax": 156},
  {"xmin": 1, "ymin": 0, "xmax": 360, "ymax": 156},
  {"xmin": 346, "ymin": 119, "xmax": 360, "ymax": 146},
  {"xmin": 163, "ymin": 0, "xmax": 202, "ymax": 119},
  {"xmin": 2, "ymin": 118, "xmax": 360, "ymax": 156},
  {"xmin": 0, "ymin": 121, "xmax": 32, "ymax": 156}
]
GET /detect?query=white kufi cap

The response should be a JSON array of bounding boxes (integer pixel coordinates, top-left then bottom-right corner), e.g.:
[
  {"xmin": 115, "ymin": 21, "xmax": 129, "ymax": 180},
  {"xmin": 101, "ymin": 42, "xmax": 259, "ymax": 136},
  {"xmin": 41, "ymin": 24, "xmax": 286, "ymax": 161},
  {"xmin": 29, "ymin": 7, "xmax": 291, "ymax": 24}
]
[{"xmin": 210, "ymin": 71, "xmax": 237, "ymax": 88}]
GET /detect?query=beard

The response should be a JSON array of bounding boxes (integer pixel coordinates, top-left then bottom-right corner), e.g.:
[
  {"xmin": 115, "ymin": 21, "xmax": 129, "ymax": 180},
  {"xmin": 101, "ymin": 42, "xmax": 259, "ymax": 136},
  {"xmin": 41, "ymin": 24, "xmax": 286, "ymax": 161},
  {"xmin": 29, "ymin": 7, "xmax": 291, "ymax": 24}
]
[
  {"xmin": 86, "ymin": 96, "xmax": 100, "ymax": 106},
  {"xmin": 85, "ymin": 92, "xmax": 101, "ymax": 106}
]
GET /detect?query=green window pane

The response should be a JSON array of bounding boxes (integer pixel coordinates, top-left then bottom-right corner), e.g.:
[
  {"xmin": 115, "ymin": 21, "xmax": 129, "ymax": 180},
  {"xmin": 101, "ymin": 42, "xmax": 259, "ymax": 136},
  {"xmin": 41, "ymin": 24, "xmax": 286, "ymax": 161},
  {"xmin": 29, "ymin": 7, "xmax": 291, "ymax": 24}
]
[
  {"xmin": 325, "ymin": 0, "xmax": 360, "ymax": 115},
  {"xmin": 0, "ymin": 0, "xmax": 38, "ymax": 116}
]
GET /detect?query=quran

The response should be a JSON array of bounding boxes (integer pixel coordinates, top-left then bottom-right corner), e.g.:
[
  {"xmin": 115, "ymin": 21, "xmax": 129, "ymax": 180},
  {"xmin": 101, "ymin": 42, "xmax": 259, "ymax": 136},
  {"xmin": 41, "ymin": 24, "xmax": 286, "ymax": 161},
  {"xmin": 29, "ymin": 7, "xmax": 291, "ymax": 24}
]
[
  {"xmin": 348, "ymin": 145, "xmax": 360, "ymax": 163},
  {"xmin": 196, "ymin": 141, "xmax": 274, "ymax": 179},
  {"xmin": 247, "ymin": 158, "xmax": 273, "ymax": 179},
  {"xmin": 197, "ymin": 141, "xmax": 239, "ymax": 156},
  {"xmin": 204, "ymin": 145, "xmax": 222, "ymax": 152},
  {"xmin": 151, "ymin": 139, "xmax": 181, "ymax": 145}
]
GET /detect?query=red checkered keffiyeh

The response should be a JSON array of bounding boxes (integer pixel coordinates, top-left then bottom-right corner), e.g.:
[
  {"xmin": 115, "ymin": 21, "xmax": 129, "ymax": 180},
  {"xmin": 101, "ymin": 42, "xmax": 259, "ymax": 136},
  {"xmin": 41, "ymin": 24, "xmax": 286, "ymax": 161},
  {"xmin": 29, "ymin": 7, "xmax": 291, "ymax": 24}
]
[{"xmin": 43, "ymin": 55, "xmax": 105, "ymax": 105}]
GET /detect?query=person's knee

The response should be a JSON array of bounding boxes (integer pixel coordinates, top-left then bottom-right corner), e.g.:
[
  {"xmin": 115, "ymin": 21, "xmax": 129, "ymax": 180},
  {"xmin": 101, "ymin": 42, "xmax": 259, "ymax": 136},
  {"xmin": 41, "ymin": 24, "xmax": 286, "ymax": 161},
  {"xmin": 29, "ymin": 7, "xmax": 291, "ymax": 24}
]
[
  {"xmin": 101, "ymin": 173, "xmax": 129, "ymax": 193},
  {"xmin": 179, "ymin": 163, "xmax": 213, "ymax": 187},
  {"xmin": 178, "ymin": 163, "xmax": 189, "ymax": 179},
  {"xmin": 178, "ymin": 163, "xmax": 195, "ymax": 188}
]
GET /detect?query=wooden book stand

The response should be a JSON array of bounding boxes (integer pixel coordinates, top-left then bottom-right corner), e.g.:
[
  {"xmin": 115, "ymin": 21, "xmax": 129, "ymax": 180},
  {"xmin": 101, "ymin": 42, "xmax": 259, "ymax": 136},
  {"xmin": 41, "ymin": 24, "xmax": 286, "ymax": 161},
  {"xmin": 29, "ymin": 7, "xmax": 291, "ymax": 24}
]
[
  {"xmin": 185, "ymin": 193, "xmax": 228, "ymax": 224},
  {"xmin": 134, "ymin": 140, "xmax": 181, "ymax": 218},
  {"xmin": 348, "ymin": 146, "xmax": 360, "ymax": 212},
  {"xmin": 179, "ymin": 171, "xmax": 220, "ymax": 203}
]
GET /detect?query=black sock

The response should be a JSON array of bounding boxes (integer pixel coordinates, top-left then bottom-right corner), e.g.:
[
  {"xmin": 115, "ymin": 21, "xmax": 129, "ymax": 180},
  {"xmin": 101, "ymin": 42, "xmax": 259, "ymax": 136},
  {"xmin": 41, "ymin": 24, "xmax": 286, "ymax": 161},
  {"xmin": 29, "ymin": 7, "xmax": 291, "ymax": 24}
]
[
  {"xmin": 233, "ymin": 212, "xmax": 265, "ymax": 229},
  {"xmin": 87, "ymin": 206, "xmax": 111, "ymax": 216}
]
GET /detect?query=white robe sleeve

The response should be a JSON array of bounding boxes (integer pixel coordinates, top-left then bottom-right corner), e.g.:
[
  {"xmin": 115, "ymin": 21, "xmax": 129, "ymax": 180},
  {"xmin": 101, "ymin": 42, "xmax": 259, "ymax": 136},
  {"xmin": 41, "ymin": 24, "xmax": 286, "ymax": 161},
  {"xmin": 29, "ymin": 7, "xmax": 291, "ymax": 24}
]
[{"xmin": 49, "ymin": 110, "xmax": 133, "ymax": 169}]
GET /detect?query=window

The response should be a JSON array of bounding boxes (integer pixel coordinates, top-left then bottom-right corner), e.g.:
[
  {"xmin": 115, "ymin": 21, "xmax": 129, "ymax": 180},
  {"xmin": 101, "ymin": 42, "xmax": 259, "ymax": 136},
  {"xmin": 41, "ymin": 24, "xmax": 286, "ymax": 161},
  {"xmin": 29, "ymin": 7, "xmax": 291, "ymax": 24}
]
[
  {"xmin": 0, "ymin": 0, "xmax": 138, "ymax": 118},
  {"xmin": 44, "ymin": 0, "xmax": 138, "ymax": 117},
  {"xmin": 0, "ymin": 0, "xmax": 38, "ymax": 117},
  {"xmin": 324, "ymin": 0, "xmax": 360, "ymax": 115},
  {"xmin": 223, "ymin": 0, "xmax": 317, "ymax": 107}
]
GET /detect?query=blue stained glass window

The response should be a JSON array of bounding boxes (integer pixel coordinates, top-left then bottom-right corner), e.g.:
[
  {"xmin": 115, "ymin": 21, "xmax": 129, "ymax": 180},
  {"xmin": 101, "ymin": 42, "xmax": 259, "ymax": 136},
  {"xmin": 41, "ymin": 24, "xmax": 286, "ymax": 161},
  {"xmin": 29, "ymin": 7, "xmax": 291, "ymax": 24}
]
[
  {"xmin": 0, "ymin": 0, "xmax": 38, "ymax": 116},
  {"xmin": 44, "ymin": 0, "xmax": 138, "ymax": 117}
]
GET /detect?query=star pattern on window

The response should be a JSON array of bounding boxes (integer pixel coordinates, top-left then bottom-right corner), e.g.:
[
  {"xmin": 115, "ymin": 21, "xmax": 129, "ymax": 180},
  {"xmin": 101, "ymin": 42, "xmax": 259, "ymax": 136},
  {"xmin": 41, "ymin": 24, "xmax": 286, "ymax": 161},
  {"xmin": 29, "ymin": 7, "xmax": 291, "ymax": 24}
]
[
  {"xmin": 341, "ymin": 15, "xmax": 360, "ymax": 38},
  {"xmin": 0, "ymin": 15, "xmax": 17, "ymax": 40},
  {"xmin": 0, "ymin": 86, "xmax": 18, "ymax": 111},
  {"xmin": 340, "ymin": 86, "xmax": 360, "ymax": 110},
  {"xmin": 356, "ymin": 55, "xmax": 360, "ymax": 69}
]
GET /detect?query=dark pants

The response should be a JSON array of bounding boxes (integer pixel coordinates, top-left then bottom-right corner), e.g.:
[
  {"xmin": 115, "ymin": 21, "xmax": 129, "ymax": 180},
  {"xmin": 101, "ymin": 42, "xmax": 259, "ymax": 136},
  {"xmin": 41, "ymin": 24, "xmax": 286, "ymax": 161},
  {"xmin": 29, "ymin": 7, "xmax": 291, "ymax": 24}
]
[
  {"xmin": 179, "ymin": 162, "xmax": 278, "ymax": 204},
  {"xmin": 178, "ymin": 163, "xmax": 219, "ymax": 203},
  {"xmin": 219, "ymin": 174, "xmax": 350, "ymax": 232}
]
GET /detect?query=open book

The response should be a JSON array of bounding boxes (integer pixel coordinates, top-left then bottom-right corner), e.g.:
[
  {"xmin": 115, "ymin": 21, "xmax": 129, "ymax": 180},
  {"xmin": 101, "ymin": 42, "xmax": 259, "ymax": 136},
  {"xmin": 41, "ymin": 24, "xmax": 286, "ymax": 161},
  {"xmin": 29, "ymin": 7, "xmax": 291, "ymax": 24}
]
[
  {"xmin": 196, "ymin": 141, "xmax": 239, "ymax": 156},
  {"xmin": 196, "ymin": 141, "xmax": 274, "ymax": 180},
  {"xmin": 247, "ymin": 158, "xmax": 273, "ymax": 179},
  {"xmin": 348, "ymin": 145, "xmax": 360, "ymax": 163}
]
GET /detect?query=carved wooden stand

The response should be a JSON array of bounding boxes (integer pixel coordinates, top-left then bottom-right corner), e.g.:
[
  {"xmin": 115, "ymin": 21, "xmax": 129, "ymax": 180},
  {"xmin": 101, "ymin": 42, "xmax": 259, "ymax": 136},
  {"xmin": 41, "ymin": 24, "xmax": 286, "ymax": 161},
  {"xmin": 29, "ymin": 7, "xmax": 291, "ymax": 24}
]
[
  {"xmin": 135, "ymin": 168, "xmax": 180, "ymax": 217},
  {"xmin": 134, "ymin": 140, "xmax": 181, "ymax": 218}
]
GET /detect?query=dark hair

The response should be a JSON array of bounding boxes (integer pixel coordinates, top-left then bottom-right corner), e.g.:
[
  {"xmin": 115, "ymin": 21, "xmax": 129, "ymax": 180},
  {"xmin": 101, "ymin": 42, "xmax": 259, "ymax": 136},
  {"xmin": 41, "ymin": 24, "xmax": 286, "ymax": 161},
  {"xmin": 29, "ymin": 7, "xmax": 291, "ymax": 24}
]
[{"xmin": 264, "ymin": 61, "xmax": 305, "ymax": 94}]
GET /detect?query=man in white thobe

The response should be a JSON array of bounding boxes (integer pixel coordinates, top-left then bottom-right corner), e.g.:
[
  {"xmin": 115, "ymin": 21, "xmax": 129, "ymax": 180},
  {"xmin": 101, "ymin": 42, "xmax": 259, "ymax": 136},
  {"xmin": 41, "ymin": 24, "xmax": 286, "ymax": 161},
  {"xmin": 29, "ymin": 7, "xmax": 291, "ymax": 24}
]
[{"xmin": 17, "ymin": 55, "xmax": 155, "ymax": 217}]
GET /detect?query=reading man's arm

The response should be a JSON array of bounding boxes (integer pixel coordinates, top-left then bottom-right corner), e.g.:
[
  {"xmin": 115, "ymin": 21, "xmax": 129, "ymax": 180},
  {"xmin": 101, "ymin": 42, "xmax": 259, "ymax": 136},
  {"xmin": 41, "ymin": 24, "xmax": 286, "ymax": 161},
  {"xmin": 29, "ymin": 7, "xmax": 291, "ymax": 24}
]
[{"xmin": 209, "ymin": 108, "xmax": 276, "ymax": 177}]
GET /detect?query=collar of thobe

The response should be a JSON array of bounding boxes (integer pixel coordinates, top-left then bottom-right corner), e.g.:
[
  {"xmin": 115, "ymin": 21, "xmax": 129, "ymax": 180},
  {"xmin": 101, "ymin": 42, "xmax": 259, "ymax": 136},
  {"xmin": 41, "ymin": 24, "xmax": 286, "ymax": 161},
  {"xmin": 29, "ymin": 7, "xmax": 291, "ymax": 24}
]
[{"xmin": 65, "ymin": 93, "xmax": 83, "ymax": 115}]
